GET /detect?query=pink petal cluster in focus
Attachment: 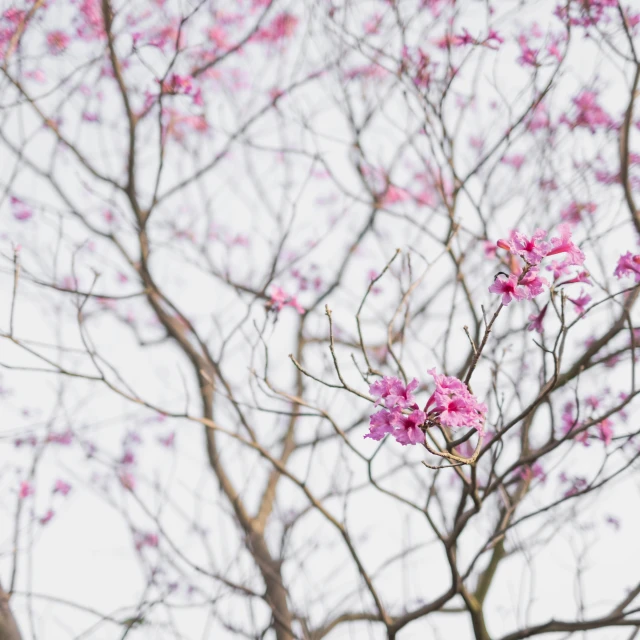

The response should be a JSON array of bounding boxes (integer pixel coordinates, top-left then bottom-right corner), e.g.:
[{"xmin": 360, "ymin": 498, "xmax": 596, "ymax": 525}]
[
  {"xmin": 425, "ymin": 369, "xmax": 487, "ymax": 435},
  {"xmin": 490, "ymin": 225, "xmax": 586, "ymax": 315},
  {"xmin": 365, "ymin": 371, "xmax": 487, "ymax": 445},
  {"xmin": 366, "ymin": 376, "xmax": 425, "ymax": 445}
]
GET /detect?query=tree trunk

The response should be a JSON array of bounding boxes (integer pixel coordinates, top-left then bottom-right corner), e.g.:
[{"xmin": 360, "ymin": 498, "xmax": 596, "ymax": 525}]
[{"xmin": 0, "ymin": 585, "xmax": 22, "ymax": 640}]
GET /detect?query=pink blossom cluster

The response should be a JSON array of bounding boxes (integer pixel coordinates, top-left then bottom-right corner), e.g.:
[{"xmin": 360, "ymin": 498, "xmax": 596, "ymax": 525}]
[
  {"xmin": 561, "ymin": 401, "xmax": 614, "ymax": 446},
  {"xmin": 46, "ymin": 30, "xmax": 70, "ymax": 55},
  {"xmin": 267, "ymin": 286, "xmax": 304, "ymax": 314},
  {"xmin": 425, "ymin": 369, "xmax": 487, "ymax": 435},
  {"xmin": 253, "ymin": 12, "xmax": 298, "ymax": 43},
  {"xmin": 560, "ymin": 474, "xmax": 588, "ymax": 498},
  {"xmin": 518, "ymin": 462, "xmax": 546, "ymax": 482},
  {"xmin": 560, "ymin": 90, "xmax": 614, "ymax": 132},
  {"xmin": 490, "ymin": 224, "xmax": 586, "ymax": 307},
  {"xmin": 0, "ymin": 9, "xmax": 24, "ymax": 57},
  {"xmin": 54, "ymin": 479, "xmax": 72, "ymax": 496},
  {"xmin": 161, "ymin": 108, "xmax": 208, "ymax": 142},
  {"xmin": 76, "ymin": 0, "xmax": 105, "ymax": 40},
  {"xmin": 554, "ymin": 0, "xmax": 622, "ymax": 30},
  {"xmin": 399, "ymin": 47, "xmax": 434, "ymax": 89},
  {"xmin": 161, "ymin": 74, "xmax": 203, "ymax": 106},
  {"xmin": 365, "ymin": 377, "xmax": 426, "ymax": 445},
  {"xmin": 19, "ymin": 481, "xmax": 34, "ymax": 499},
  {"xmin": 365, "ymin": 372, "xmax": 487, "ymax": 445}
]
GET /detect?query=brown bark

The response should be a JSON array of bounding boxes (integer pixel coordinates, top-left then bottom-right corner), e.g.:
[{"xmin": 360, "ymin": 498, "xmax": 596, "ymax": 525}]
[{"xmin": 0, "ymin": 584, "xmax": 21, "ymax": 640}]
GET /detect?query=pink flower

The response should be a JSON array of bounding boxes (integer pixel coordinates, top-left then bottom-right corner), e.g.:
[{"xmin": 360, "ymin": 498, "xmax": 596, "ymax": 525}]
[
  {"xmin": 254, "ymin": 12, "xmax": 298, "ymax": 42},
  {"xmin": 46, "ymin": 30, "xmax": 70, "ymax": 54},
  {"xmin": 501, "ymin": 154, "xmax": 526, "ymax": 170},
  {"xmin": 363, "ymin": 14, "xmax": 382, "ymax": 34},
  {"xmin": 519, "ymin": 267, "xmax": 547, "ymax": 299},
  {"xmin": 605, "ymin": 354, "xmax": 621, "ymax": 368},
  {"xmin": 77, "ymin": 0, "xmax": 105, "ymax": 40},
  {"xmin": 556, "ymin": 270, "xmax": 592, "ymax": 287},
  {"xmin": 519, "ymin": 462, "xmax": 546, "ymax": 482},
  {"xmin": 597, "ymin": 418, "xmax": 613, "ymax": 446},
  {"xmin": 568, "ymin": 290, "xmax": 591, "ymax": 315},
  {"xmin": 526, "ymin": 103, "xmax": 551, "ymax": 132},
  {"xmin": 546, "ymin": 224, "xmax": 585, "ymax": 266},
  {"xmin": 484, "ymin": 241, "xmax": 497, "ymax": 258},
  {"xmin": 10, "ymin": 196, "xmax": 33, "ymax": 221},
  {"xmin": 585, "ymin": 395, "xmax": 600, "ymax": 409},
  {"xmin": 381, "ymin": 184, "xmax": 411, "ymax": 206},
  {"xmin": 486, "ymin": 29, "xmax": 504, "ymax": 45},
  {"xmin": 489, "ymin": 273, "xmax": 525, "ymax": 306},
  {"xmin": 546, "ymin": 259, "xmax": 572, "ymax": 280},
  {"xmin": 119, "ymin": 471, "xmax": 136, "ymax": 491},
  {"xmin": 563, "ymin": 476, "xmax": 587, "ymax": 498},
  {"xmin": 497, "ymin": 229, "xmax": 549, "ymax": 265},
  {"xmin": 560, "ymin": 201, "xmax": 597, "ymax": 225},
  {"xmin": 370, "ymin": 376, "xmax": 418, "ymax": 409},
  {"xmin": 19, "ymin": 481, "xmax": 34, "ymax": 499},
  {"xmin": 46, "ymin": 430, "xmax": 73, "ymax": 445},
  {"xmin": 365, "ymin": 408, "xmax": 399, "ymax": 440},
  {"xmin": 134, "ymin": 531, "xmax": 159, "ymax": 551},
  {"xmin": 562, "ymin": 90, "xmax": 614, "ymax": 133},
  {"xmin": 528, "ymin": 304, "xmax": 548, "ymax": 333},
  {"xmin": 40, "ymin": 510, "xmax": 55, "ymax": 525},
  {"xmin": 426, "ymin": 369, "xmax": 487, "ymax": 434},
  {"xmin": 267, "ymin": 286, "xmax": 304, "ymax": 314},
  {"xmin": 162, "ymin": 74, "xmax": 201, "ymax": 105},
  {"xmin": 53, "ymin": 479, "xmax": 72, "ymax": 496},
  {"xmin": 561, "ymin": 402, "xmax": 578, "ymax": 435},
  {"xmin": 393, "ymin": 409, "xmax": 426, "ymax": 445},
  {"xmin": 614, "ymin": 252, "xmax": 640, "ymax": 282},
  {"xmin": 158, "ymin": 432, "xmax": 175, "ymax": 448},
  {"xmin": 518, "ymin": 45, "xmax": 539, "ymax": 67},
  {"xmin": 120, "ymin": 449, "xmax": 136, "ymax": 465},
  {"xmin": 286, "ymin": 295, "xmax": 305, "ymax": 314}
]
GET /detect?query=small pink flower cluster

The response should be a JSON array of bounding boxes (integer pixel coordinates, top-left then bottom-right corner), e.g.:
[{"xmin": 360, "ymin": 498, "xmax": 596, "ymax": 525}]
[
  {"xmin": 134, "ymin": 531, "xmax": 159, "ymax": 551},
  {"xmin": 10, "ymin": 196, "xmax": 33, "ymax": 221},
  {"xmin": 614, "ymin": 252, "xmax": 640, "ymax": 282},
  {"xmin": 561, "ymin": 401, "xmax": 614, "ymax": 447},
  {"xmin": 46, "ymin": 30, "xmax": 70, "ymax": 55},
  {"xmin": 161, "ymin": 74, "xmax": 203, "ymax": 106},
  {"xmin": 490, "ymin": 224, "xmax": 585, "ymax": 306},
  {"xmin": 561, "ymin": 90, "xmax": 615, "ymax": 133},
  {"xmin": 268, "ymin": 286, "xmax": 304, "ymax": 314},
  {"xmin": 365, "ymin": 372, "xmax": 487, "ymax": 445},
  {"xmin": 366, "ymin": 377, "xmax": 425, "ymax": 445},
  {"xmin": 253, "ymin": 12, "xmax": 298, "ymax": 43},
  {"xmin": 425, "ymin": 369, "xmax": 487, "ymax": 435}
]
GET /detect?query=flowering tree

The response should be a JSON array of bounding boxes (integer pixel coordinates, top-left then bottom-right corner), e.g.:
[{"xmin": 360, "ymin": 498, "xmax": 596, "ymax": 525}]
[{"xmin": 1, "ymin": 0, "xmax": 640, "ymax": 638}]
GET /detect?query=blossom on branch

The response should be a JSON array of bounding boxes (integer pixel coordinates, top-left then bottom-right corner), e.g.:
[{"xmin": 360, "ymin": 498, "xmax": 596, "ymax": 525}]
[
  {"xmin": 369, "ymin": 376, "xmax": 418, "ymax": 409},
  {"xmin": 528, "ymin": 304, "xmax": 548, "ymax": 333},
  {"xmin": 614, "ymin": 252, "xmax": 640, "ymax": 282},
  {"xmin": 267, "ymin": 286, "xmax": 304, "ymax": 314},
  {"xmin": 425, "ymin": 369, "xmax": 487, "ymax": 435},
  {"xmin": 491, "ymin": 224, "xmax": 586, "ymax": 306},
  {"xmin": 546, "ymin": 224, "xmax": 585, "ymax": 265},
  {"xmin": 394, "ymin": 410, "xmax": 427, "ymax": 445},
  {"xmin": 488, "ymin": 273, "xmax": 525, "ymax": 305},
  {"xmin": 366, "ymin": 376, "xmax": 427, "ymax": 445}
]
